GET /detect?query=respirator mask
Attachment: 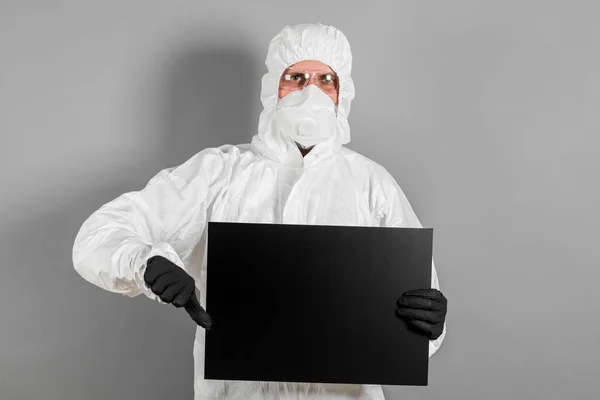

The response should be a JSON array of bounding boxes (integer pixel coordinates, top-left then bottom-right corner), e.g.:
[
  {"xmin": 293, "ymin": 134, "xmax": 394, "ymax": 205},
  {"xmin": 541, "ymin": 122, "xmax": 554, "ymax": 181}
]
[{"xmin": 274, "ymin": 85, "xmax": 338, "ymax": 149}]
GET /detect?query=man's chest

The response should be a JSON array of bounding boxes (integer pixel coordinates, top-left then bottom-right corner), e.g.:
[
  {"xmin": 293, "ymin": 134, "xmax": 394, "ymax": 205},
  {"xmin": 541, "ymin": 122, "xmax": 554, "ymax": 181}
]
[{"xmin": 209, "ymin": 164, "xmax": 379, "ymax": 227}]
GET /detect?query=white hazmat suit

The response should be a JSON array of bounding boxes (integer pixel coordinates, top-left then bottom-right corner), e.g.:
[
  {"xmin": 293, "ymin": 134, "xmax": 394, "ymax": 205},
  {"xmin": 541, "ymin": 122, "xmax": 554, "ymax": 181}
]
[{"xmin": 73, "ymin": 22, "xmax": 446, "ymax": 400}]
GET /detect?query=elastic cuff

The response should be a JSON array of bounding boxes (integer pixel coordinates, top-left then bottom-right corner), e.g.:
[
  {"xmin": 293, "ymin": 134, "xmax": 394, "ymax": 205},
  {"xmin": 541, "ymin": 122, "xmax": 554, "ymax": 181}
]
[
  {"xmin": 428, "ymin": 320, "xmax": 447, "ymax": 357},
  {"xmin": 133, "ymin": 242, "xmax": 186, "ymax": 303}
]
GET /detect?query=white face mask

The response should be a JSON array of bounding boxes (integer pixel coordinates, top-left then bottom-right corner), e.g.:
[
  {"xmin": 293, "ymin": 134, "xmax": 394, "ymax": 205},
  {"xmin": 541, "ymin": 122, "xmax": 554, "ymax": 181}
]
[{"xmin": 275, "ymin": 85, "xmax": 338, "ymax": 149}]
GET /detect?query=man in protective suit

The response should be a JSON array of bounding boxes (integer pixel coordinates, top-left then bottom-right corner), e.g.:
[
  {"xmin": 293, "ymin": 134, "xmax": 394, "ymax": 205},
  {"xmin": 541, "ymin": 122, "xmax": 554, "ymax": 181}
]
[{"xmin": 73, "ymin": 23, "xmax": 448, "ymax": 400}]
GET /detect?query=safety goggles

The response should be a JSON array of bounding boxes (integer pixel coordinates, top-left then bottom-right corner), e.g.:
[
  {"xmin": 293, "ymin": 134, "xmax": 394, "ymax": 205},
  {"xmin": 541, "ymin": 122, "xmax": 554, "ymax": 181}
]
[{"xmin": 279, "ymin": 69, "xmax": 339, "ymax": 96}]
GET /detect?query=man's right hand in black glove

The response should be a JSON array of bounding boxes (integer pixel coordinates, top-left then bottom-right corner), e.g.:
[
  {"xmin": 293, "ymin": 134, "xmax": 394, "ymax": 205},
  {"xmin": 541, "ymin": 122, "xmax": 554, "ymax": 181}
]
[{"xmin": 144, "ymin": 255, "xmax": 212, "ymax": 330}]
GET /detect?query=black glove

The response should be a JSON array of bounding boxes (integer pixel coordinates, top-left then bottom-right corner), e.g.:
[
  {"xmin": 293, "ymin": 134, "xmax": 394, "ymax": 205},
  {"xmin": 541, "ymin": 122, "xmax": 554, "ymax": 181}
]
[
  {"xmin": 396, "ymin": 288, "xmax": 447, "ymax": 340},
  {"xmin": 144, "ymin": 255, "xmax": 212, "ymax": 330}
]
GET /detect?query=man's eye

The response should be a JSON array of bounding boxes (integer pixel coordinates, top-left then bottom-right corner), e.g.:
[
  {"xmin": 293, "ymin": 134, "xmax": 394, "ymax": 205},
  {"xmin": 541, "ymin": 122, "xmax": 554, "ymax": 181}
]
[
  {"xmin": 291, "ymin": 74, "xmax": 305, "ymax": 81},
  {"xmin": 320, "ymin": 74, "xmax": 336, "ymax": 84}
]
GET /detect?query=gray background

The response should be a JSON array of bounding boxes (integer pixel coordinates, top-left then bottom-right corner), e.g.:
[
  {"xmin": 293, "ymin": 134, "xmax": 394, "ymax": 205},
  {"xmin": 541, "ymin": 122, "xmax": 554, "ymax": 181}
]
[{"xmin": 1, "ymin": 1, "xmax": 599, "ymax": 399}]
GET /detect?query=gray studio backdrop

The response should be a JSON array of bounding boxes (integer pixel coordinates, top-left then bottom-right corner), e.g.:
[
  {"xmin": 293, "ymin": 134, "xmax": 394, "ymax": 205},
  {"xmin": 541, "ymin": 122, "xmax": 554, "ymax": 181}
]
[{"xmin": 1, "ymin": 1, "xmax": 599, "ymax": 399}]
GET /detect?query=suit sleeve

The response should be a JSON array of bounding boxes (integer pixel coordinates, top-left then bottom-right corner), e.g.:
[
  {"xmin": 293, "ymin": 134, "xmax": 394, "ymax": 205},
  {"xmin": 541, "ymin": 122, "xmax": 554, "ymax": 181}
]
[
  {"xmin": 376, "ymin": 168, "xmax": 447, "ymax": 357},
  {"xmin": 72, "ymin": 147, "xmax": 229, "ymax": 301}
]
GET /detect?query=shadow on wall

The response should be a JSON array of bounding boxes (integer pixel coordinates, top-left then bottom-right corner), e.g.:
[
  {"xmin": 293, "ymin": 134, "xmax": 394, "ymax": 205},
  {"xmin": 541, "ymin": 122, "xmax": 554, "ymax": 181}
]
[
  {"xmin": 0, "ymin": 47, "xmax": 259, "ymax": 400},
  {"xmin": 158, "ymin": 47, "xmax": 261, "ymax": 167}
]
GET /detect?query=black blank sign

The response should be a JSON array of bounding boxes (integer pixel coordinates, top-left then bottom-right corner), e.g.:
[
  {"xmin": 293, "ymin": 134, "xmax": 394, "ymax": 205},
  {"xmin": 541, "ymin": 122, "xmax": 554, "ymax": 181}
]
[{"xmin": 204, "ymin": 222, "xmax": 432, "ymax": 386}]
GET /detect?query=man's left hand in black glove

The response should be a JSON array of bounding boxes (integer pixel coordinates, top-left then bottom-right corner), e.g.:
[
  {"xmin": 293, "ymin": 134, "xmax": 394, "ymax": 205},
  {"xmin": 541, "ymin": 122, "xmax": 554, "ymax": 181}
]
[{"xmin": 396, "ymin": 288, "xmax": 447, "ymax": 340}]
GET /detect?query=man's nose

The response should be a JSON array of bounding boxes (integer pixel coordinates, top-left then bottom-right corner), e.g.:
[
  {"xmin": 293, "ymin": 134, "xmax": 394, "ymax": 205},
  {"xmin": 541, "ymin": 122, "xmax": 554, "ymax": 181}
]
[{"xmin": 305, "ymin": 73, "xmax": 319, "ymax": 87}]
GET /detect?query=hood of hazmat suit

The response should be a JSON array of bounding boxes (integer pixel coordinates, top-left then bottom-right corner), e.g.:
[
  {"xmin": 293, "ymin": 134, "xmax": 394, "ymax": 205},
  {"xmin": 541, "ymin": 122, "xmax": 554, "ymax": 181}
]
[
  {"xmin": 251, "ymin": 23, "xmax": 355, "ymax": 166},
  {"xmin": 72, "ymin": 23, "xmax": 446, "ymax": 400}
]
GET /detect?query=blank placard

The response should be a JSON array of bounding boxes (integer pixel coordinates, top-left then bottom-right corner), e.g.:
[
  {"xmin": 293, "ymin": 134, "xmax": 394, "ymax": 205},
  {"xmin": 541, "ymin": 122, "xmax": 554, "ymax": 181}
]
[{"xmin": 204, "ymin": 222, "xmax": 432, "ymax": 386}]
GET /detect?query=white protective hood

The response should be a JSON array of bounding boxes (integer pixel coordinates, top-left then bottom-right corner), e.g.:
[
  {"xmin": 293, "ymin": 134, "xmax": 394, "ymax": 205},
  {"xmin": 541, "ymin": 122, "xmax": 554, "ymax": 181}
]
[{"xmin": 251, "ymin": 23, "xmax": 356, "ymax": 166}]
